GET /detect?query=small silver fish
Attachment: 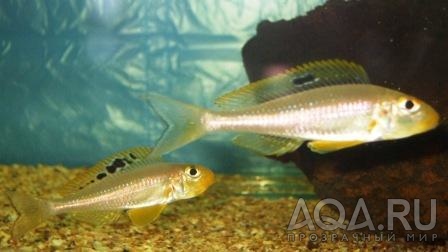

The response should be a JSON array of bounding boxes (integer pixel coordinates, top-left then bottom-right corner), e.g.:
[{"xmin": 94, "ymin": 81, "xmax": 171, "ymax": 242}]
[
  {"xmin": 145, "ymin": 59, "xmax": 439, "ymax": 156},
  {"xmin": 7, "ymin": 147, "xmax": 215, "ymax": 239}
]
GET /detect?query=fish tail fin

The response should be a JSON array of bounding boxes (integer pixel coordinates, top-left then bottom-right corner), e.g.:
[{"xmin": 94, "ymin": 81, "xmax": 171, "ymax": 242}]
[
  {"xmin": 7, "ymin": 191, "xmax": 53, "ymax": 240},
  {"xmin": 144, "ymin": 93, "xmax": 208, "ymax": 156}
]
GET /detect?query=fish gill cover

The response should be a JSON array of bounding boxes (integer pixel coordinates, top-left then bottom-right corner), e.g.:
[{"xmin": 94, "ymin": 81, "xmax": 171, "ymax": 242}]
[{"xmin": 0, "ymin": 0, "xmax": 326, "ymax": 172}]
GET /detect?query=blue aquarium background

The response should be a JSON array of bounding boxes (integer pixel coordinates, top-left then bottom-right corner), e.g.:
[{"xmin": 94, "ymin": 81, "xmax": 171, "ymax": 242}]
[{"xmin": 0, "ymin": 0, "xmax": 326, "ymax": 173}]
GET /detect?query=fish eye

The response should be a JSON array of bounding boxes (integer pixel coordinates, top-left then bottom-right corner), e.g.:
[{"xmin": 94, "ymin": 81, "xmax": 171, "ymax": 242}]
[
  {"xmin": 398, "ymin": 97, "xmax": 420, "ymax": 113},
  {"xmin": 185, "ymin": 166, "xmax": 200, "ymax": 178},
  {"xmin": 405, "ymin": 100, "xmax": 414, "ymax": 110}
]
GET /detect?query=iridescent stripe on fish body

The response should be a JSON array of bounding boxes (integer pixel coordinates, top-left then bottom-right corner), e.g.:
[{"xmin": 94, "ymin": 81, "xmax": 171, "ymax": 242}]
[
  {"xmin": 204, "ymin": 85, "xmax": 395, "ymax": 142},
  {"xmin": 51, "ymin": 163, "xmax": 191, "ymax": 213},
  {"xmin": 52, "ymin": 167, "xmax": 170, "ymax": 212}
]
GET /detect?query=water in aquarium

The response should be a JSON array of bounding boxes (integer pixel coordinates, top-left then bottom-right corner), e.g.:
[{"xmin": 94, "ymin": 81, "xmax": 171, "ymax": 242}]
[{"xmin": 1, "ymin": 0, "xmax": 447, "ymax": 250}]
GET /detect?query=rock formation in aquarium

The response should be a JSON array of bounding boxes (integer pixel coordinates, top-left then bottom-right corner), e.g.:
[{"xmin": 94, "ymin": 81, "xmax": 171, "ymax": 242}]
[{"xmin": 242, "ymin": 0, "xmax": 448, "ymax": 239}]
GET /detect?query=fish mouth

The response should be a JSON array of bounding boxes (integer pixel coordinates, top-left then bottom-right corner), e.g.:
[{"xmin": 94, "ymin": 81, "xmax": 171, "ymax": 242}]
[
  {"xmin": 422, "ymin": 107, "xmax": 440, "ymax": 131},
  {"xmin": 196, "ymin": 171, "xmax": 216, "ymax": 195},
  {"xmin": 206, "ymin": 173, "xmax": 217, "ymax": 187}
]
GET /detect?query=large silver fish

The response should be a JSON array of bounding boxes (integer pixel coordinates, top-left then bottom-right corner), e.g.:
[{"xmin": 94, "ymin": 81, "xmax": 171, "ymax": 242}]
[
  {"xmin": 145, "ymin": 59, "xmax": 439, "ymax": 156},
  {"xmin": 7, "ymin": 147, "xmax": 215, "ymax": 239}
]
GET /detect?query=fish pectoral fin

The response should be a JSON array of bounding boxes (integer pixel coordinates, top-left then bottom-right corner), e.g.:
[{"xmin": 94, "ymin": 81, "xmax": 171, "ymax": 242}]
[
  {"xmin": 71, "ymin": 210, "xmax": 122, "ymax": 226},
  {"xmin": 233, "ymin": 134, "xmax": 304, "ymax": 156},
  {"xmin": 307, "ymin": 140, "xmax": 364, "ymax": 154},
  {"xmin": 127, "ymin": 204, "xmax": 167, "ymax": 226}
]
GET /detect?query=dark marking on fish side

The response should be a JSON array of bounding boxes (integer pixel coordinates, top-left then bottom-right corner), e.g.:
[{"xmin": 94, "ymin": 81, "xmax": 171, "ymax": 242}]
[
  {"xmin": 97, "ymin": 173, "xmax": 107, "ymax": 180},
  {"xmin": 129, "ymin": 153, "xmax": 137, "ymax": 159},
  {"xmin": 292, "ymin": 73, "xmax": 315, "ymax": 86}
]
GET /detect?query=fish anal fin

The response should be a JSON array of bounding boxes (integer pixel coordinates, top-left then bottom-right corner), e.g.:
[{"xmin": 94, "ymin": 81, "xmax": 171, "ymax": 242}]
[
  {"xmin": 233, "ymin": 134, "xmax": 303, "ymax": 156},
  {"xmin": 128, "ymin": 204, "xmax": 167, "ymax": 226},
  {"xmin": 307, "ymin": 140, "xmax": 364, "ymax": 154},
  {"xmin": 59, "ymin": 146, "xmax": 155, "ymax": 196},
  {"xmin": 215, "ymin": 59, "xmax": 370, "ymax": 109},
  {"xmin": 71, "ymin": 210, "xmax": 122, "ymax": 226}
]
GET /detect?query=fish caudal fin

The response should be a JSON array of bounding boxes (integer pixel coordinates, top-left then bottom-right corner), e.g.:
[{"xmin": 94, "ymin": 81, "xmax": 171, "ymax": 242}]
[
  {"xmin": 7, "ymin": 191, "xmax": 53, "ymax": 240},
  {"xmin": 144, "ymin": 93, "xmax": 207, "ymax": 156}
]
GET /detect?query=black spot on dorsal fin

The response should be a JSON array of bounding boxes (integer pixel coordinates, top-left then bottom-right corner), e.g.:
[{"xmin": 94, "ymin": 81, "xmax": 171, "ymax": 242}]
[
  {"xmin": 96, "ymin": 173, "xmax": 107, "ymax": 180},
  {"xmin": 292, "ymin": 73, "xmax": 315, "ymax": 86},
  {"xmin": 106, "ymin": 158, "xmax": 126, "ymax": 174},
  {"xmin": 58, "ymin": 147, "xmax": 154, "ymax": 196}
]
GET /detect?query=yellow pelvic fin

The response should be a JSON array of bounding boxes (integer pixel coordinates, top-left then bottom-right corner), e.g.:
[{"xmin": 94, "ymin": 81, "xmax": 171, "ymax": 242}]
[
  {"xmin": 127, "ymin": 205, "xmax": 167, "ymax": 226},
  {"xmin": 71, "ymin": 210, "xmax": 122, "ymax": 226},
  {"xmin": 233, "ymin": 134, "xmax": 304, "ymax": 156},
  {"xmin": 59, "ymin": 146, "xmax": 155, "ymax": 196},
  {"xmin": 215, "ymin": 59, "xmax": 370, "ymax": 109},
  {"xmin": 307, "ymin": 140, "xmax": 364, "ymax": 154}
]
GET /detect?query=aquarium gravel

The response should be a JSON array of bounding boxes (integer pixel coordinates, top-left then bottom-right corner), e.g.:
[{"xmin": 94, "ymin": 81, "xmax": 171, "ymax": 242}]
[{"xmin": 0, "ymin": 164, "xmax": 446, "ymax": 251}]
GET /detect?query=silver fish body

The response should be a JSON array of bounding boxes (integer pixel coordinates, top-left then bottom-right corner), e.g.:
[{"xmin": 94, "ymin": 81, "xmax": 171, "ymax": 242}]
[
  {"xmin": 145, "ymin": 59, "xmax": 439, "ymax": 156},
  {"xmin": 52, "ymin": 163, "xmax": 184, "ymax": 213},
  {"xmin": 204, "ymin": 84, "xmax": 411, "ymax": 142},
  {"xmin": 7, "ymin": 147, "xmax": 215, "ymax": 240}
]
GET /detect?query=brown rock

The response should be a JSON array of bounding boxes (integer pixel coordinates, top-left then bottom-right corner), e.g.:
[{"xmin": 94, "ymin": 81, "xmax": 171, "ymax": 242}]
[{"xmin": 242, "ymin": 0, "xmax": 448, "ymax": 239}]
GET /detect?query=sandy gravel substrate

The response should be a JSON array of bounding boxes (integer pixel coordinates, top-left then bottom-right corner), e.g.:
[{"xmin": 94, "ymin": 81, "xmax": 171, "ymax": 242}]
[{"xmin": 0, "ymin": 164, "xmax": 445, "ymax": 251}]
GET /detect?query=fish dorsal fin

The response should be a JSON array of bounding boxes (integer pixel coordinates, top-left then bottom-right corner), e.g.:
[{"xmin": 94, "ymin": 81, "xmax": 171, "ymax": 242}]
[
  {"xmin": 59, "ymin": 146, "xmax": 156, "ymax": 196},
  {"xmin": 215, "ymin": 59, "xmax": 370, "ymax": 109},
  {"xmin": 233, "ymin": 134, "xmax": 304, "ymax": 156},
  {"xmin": 127, "ymin": 204, "xmax": 167, "ymax": 226},
  {"xmin": 71, "ymin": 210, "xmax": 122, "ymax": 225}
]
